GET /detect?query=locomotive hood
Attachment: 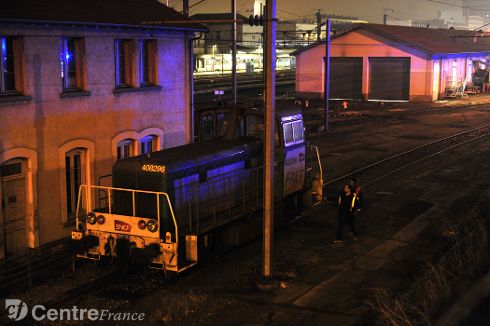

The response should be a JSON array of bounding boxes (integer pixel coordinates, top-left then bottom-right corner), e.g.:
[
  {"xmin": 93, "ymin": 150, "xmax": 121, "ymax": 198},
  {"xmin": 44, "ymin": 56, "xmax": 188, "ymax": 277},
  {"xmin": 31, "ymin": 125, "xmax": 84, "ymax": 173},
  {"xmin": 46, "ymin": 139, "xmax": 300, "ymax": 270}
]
[{"xmin": 113, "ymin": 138, "xmax": 262, "ymax": 181}]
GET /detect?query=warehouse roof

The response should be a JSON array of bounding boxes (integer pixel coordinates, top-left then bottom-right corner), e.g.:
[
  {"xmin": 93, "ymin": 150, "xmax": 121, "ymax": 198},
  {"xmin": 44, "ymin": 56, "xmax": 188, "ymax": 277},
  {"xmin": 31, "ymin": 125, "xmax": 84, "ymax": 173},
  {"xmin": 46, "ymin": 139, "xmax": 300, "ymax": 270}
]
[
  {"xmin": 292, "ymin": 23, "xmax": 490, "ymax": 56},
  {"xmin": 0, "ymin": 0, "xmax": 207, "ymax": 31}
]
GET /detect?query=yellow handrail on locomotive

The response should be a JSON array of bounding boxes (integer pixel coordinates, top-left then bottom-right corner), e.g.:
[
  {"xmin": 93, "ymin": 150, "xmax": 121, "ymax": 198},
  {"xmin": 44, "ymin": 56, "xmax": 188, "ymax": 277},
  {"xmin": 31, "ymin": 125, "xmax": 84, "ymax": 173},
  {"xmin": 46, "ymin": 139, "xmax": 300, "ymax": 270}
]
[{"xmin": 75, "ymin": 185, "xmax": 180, "ymax": 247}]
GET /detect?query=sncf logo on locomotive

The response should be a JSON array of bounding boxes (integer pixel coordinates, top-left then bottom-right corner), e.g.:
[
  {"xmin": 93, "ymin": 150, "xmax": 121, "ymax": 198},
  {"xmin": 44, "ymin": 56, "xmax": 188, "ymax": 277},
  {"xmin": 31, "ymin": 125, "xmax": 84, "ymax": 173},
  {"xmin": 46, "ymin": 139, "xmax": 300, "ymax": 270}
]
[
  {"xmin": 114, "ymin": 220, "xmax": 132, "ymax": 232},
  {"xmin": 141, "ymin": 164, "xmax": 166, "ymax": 173}
]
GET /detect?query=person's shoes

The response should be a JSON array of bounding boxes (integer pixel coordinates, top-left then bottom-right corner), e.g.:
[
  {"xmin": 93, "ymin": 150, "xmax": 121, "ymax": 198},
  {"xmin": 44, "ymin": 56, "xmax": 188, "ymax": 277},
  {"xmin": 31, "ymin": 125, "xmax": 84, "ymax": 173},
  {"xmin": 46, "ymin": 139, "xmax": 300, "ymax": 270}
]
[
  {"xmin": 352, "ymin": 237, "xmax": 357, "ymax": 241},
  {"xmin": 333, "ymin": 240, "xmax": 343, "ymax": 243}
]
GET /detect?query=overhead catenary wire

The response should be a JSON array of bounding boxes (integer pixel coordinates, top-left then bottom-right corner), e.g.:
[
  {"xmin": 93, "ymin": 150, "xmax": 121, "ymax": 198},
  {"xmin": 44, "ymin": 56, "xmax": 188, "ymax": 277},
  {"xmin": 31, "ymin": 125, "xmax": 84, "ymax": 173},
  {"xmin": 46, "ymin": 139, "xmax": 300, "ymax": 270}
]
[
  {"xmin": 425, "ymin": 0, "xmax": 489, "ymax": 10},
  {"xmin": 277, "ymin": 8, "xmax": 305, "ymax": 19}
]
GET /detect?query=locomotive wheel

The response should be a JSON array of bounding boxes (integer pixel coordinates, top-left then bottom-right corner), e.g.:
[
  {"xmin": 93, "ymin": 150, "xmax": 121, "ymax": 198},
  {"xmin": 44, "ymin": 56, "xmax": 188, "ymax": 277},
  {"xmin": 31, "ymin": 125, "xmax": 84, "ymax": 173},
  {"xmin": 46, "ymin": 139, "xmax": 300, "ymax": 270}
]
[
  {"xmin": 162, "ymin": 269, "xmax": 177, "ymax": 281},
  {"xmin": 95, "ymin": 257, "xmax": 109, "ymax": 268}
]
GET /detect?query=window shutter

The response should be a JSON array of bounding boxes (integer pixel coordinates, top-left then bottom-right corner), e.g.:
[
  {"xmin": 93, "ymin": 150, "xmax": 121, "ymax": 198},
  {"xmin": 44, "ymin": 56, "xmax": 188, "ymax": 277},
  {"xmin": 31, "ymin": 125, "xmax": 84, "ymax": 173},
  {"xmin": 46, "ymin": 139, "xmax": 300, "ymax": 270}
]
[
  {"xmin": 149, "ymin": 40, "xmax": 158, "ymax": 84},
  {"xmin": 12, "ymin": 37, "xmax": 25, "ymax": 93},
  {"xmin": 125, "ymin": 40, "xmax": 136, "ymax": 87},
  {"xmin": 75, "ymin": 39, "xmax": 86, "ymax": 89}
]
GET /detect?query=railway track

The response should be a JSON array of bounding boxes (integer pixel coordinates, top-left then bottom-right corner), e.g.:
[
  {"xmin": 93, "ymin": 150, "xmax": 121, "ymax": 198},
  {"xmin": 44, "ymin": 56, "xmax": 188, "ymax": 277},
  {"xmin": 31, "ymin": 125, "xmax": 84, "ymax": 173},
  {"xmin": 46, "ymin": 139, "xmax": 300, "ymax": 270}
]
[
  {"xmin": 0, "ymin": 238, "xmax": 72, "ymax": 296},
  {"xmin": 4, "ymin": 124, "xmax": 490, "ymax": 315},
  {"xmin": 305, "ymin": 103, "xmax": 490, "ymax": 135},
  {"xmin": 317, "ymin": 123, "xmax": 490, "ymax": 204}
]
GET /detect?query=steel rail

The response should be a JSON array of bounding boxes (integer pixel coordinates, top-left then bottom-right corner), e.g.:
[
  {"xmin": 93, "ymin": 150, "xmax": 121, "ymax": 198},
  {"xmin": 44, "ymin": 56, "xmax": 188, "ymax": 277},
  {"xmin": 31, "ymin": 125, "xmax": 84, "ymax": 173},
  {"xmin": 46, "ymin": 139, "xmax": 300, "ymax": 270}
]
[{"xmin": 304, "ymin": 124, "xmax": 490, "ymax": 213}]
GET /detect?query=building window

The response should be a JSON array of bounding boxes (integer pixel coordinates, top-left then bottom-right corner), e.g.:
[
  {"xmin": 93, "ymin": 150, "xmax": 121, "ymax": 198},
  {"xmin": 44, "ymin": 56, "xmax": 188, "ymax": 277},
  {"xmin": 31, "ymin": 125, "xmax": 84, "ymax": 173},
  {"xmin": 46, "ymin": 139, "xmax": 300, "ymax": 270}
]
[
  {"xmin": 140, "ymin": 40, "xmax": 157, "ymax": 86},
  {"xmin": 115, "ymin": 39, "xmax": 135, "ymax": 88},
  {"xmin": 0, "ymin": 36, "xmax": 23, "ymax": 94},
  {"xmin": 283, "ymin": 120, "xmax": 304, "ymax": 147},
  {"xmin": 60, "ymin": 38, "xmax": 86, "ymax": 91},
  {"xmin": 65, "ymin": 149, "xmax": 85, "ymax": 221},
  {"xmin": 246, "ymin": 114, "xmax": 280, "ymax": 147},
  {"xmin": 216, "ymin": 113, "xmax": 227, "ymax": 138},
  {"xmin": 141, "ymin": 135, "xmax": 157, "ymax": 155},
  {"xmin": 117, "ymin": 139, "xmax": 135, "ymax": 160},
  {"xmin": 200, "ymin": 113, "xmax": 213, "ymax": 141}
]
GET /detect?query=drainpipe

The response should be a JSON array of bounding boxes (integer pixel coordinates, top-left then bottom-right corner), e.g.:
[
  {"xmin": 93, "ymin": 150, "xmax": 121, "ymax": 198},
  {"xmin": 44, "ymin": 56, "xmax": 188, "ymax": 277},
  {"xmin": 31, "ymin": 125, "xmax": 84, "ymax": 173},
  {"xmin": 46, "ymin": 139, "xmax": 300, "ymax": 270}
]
[{"xmin": 188, "ymin": 32, "xmax": 195, "ymax": 143}]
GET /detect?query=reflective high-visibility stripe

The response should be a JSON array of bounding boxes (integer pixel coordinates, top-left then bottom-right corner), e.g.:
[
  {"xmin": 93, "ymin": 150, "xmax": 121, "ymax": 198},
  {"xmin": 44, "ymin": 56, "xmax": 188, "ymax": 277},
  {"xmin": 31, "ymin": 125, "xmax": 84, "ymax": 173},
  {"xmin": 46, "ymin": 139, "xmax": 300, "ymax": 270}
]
[{"xmin": 351, "ymin": 194, "xmax": 357, "ymax": 209}]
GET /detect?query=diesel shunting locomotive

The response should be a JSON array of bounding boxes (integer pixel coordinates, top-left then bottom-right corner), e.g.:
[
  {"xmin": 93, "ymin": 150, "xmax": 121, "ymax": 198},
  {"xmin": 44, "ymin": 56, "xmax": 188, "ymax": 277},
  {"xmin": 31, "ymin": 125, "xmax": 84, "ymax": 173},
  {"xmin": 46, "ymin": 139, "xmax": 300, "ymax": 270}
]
[{"xmin": 72, "ymin": 105, "xmax": 323, "ymax": 273}]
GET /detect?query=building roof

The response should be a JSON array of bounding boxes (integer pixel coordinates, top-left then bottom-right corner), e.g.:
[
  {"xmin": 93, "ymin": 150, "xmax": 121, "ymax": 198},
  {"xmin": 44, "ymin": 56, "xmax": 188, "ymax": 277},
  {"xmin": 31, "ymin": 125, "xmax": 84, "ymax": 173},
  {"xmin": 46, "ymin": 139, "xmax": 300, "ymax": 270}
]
[
  {"xmin": 0, "ymin": 0, "xmax": 207, "ymax": 31},
  {"xmin": 190, "ymin": 13, "xmax": 248, "ymax": 25},
  {"xmin": 292, "ymin": 23, "xmax": 490, "ymax": 56}
]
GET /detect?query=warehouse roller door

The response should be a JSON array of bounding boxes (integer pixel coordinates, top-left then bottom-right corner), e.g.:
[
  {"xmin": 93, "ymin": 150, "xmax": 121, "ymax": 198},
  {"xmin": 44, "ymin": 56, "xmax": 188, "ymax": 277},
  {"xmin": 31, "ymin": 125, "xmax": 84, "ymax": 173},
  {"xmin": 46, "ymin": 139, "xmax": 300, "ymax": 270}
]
[
  {"xmin": 369, "ymin": 57, "xmax": 410, "ymax": 101},
  {"xmin": 329, "ymin": 57, "xmax": 363, "ymax": 100}
]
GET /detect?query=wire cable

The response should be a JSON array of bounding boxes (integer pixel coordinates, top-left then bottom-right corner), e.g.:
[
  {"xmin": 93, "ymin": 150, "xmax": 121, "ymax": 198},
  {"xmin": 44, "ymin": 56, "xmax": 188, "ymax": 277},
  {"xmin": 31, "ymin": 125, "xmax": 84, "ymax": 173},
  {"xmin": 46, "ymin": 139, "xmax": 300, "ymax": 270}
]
[{"xmin": 425, "ymin": 0, "xmax": 488, "ymax": 10}]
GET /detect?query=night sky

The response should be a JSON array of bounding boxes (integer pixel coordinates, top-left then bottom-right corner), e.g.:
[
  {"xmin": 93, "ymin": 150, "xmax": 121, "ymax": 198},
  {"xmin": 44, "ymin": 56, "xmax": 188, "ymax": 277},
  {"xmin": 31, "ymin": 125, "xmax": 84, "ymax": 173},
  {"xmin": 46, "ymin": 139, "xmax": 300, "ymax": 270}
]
[{"xmin": 166, "ymin": 0, "xmax": 466, "ymax": 24}]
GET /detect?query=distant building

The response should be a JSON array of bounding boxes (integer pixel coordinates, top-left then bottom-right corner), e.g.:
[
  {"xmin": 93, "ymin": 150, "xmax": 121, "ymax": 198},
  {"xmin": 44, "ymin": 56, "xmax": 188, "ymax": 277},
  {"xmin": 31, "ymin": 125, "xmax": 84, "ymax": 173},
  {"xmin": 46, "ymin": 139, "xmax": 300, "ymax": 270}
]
[
  {"xmin": 190, "ymin": 13, "xmax": 246, "ymax": 55},
  {"xmin": 439, "ymin": 8, "xmax": 467, "ymax": 29},
  {"xmin": 467, "ymin": 15, "xmax": 486, "ymax": 30},
  {"xmin": 386, "ymin": 18, "xmax": 412, "ymax": 27},
  {"xmin": 293, "ymin": 24, "xmax": 490, "ymax": 102},
  {"xmin": 0, "ymin": 0, "xmax": 205, "ymax": 259},
  {"xmin": 463, "ymin": 0, "xmax": 490, "ymax": 18},
  {"xmin": 191, "ymin": 13, "xmax": 301, "ymax": 74}
]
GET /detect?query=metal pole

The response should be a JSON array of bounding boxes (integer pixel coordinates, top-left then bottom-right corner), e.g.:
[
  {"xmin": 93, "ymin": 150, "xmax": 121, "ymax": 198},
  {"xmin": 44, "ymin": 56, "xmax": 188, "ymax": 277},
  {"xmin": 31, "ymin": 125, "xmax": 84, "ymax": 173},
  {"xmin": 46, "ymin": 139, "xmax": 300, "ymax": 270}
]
[
  {"xmin": 324, "ymin": 19, "xmax": 331, "ymax": 132},
  {"xmin": 232, "ymin": 0, "xmax": 237, "ymax": 105},
  {"xmin": 183, "ymin": 0, "xmax": 189, "ymax": 17},
  {"xmin": 263, "ymin": 0, "xmax": 276, "ymax": 280},
  {"xmin": 316, "ymin": 9, "xmax": 322, "ymax": 41},
  {"xmin": 189, "ymin": 34, "xmax": 195, "ymax": 142}
]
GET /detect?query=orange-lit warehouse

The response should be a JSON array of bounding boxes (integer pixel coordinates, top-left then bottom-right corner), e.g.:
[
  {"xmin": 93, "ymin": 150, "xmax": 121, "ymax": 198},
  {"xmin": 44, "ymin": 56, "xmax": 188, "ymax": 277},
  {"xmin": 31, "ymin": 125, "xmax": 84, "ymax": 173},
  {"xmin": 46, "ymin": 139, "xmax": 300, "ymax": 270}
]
[{"xmin": 293, "ymin": 24, "xmax": 490, "ymax": 102}]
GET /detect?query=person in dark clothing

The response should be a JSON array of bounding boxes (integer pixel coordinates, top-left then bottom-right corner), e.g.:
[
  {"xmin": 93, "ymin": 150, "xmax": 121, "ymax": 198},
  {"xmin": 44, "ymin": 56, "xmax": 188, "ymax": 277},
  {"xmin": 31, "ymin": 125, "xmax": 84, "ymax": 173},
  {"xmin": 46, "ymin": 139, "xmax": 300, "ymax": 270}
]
[{"xmin": 334, "ymin": 184, "xmax": 358, "ymax": 243}]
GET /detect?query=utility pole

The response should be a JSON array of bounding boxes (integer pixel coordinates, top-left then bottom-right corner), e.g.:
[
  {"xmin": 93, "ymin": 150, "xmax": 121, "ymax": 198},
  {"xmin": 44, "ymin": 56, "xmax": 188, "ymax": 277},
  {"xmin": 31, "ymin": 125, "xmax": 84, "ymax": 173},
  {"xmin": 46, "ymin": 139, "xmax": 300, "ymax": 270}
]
[
  {"xmin": 183, "ymin": 0, "xmax": 189, "ymax": 17},
  {"xmin": 231, "ymin": 0, "xmax": 237, "ymax": 105},
  {"xmin": 262, "ymin": 4, "xmax": 266, "ymax": 85},
  {"xmin": 324, "ymin": 19, "xmax": 331, "ymax": 132},
  {"xmin": 316, "ymin": 9, "xmax": 322, "ymax": 41},
  {"xmin": 262, "ymin": 0, "xmax": 276, "ymax": 284}
]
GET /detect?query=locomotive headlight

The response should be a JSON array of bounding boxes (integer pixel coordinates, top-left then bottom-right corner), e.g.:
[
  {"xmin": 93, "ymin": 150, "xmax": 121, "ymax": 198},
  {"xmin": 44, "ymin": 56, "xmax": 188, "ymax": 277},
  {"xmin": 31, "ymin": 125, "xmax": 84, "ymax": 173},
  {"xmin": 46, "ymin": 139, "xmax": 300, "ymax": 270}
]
[
  {"xmin": 96, "ymin": 215, "xmax": 106, "ymax": 225},
  {"xmin": 87, "ymin": 212, "xmax": 97, "ymax": 225},
  {"xmin": 147, "ymin": 220, "xmax": 158, "ymax": 233},
  {"xmin": 138, "ymin": 220, "xmax": 147, "ymax": 230}
]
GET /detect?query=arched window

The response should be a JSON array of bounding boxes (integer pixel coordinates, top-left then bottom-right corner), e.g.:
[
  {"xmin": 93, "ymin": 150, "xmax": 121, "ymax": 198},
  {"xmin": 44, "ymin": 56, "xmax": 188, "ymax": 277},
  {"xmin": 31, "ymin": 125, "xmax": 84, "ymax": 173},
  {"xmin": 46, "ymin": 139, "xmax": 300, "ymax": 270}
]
[
  {"xmin": 141, "ymin": 135, "xmax": 157, "ymax": 155},
  {"xmin": 58, "ymin": 139, "xmax": 94, "ymax": 225},
  {"xmin": 117, "ymin": 139, "xmax": 136, "ymax": 160}
]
